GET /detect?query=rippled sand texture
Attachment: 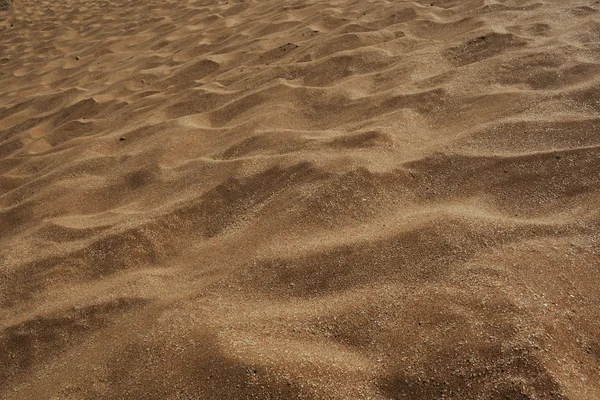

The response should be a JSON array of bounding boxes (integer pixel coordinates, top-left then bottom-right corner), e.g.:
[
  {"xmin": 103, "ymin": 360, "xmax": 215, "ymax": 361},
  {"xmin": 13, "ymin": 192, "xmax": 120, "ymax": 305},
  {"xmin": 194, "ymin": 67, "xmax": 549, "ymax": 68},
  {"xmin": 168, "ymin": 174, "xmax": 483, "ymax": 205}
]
[{"xmin": 1, "ymin": 0, "xmax": 600, "ymax": 398}]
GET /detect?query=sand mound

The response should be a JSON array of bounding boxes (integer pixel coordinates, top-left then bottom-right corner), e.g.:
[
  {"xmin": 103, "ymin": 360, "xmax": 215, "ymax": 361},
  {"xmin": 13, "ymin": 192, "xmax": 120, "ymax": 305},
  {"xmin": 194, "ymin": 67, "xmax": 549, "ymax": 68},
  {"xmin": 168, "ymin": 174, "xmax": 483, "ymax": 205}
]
[{"xmin": 1, "ymin": 0, "xmax": 599, "ymax": 398}]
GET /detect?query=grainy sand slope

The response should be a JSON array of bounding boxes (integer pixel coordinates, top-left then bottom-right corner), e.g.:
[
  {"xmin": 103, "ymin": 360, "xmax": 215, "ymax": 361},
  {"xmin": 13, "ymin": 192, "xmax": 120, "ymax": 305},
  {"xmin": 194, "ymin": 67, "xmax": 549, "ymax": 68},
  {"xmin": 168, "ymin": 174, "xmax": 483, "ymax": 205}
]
[{"xmin": 1, "ymin": 0, "xmax": 599, "ymax": 398}]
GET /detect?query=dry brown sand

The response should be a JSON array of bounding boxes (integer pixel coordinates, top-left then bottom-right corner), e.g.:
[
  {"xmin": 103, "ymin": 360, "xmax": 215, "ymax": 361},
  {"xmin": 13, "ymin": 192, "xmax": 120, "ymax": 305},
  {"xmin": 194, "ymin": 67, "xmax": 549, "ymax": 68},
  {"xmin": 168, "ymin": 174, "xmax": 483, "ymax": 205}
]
[{"xmin": 1, "ymin": 0, "xmax": 600, "ymax": 398}]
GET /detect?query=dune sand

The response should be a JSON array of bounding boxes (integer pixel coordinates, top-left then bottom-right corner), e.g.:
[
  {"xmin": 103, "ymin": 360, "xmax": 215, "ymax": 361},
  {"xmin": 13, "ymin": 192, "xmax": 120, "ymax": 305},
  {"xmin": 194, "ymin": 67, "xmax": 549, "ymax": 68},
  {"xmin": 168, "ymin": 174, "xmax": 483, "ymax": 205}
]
[{"xmin": 1, "ymin": 0, "xmax": 600, "ymax": 398}]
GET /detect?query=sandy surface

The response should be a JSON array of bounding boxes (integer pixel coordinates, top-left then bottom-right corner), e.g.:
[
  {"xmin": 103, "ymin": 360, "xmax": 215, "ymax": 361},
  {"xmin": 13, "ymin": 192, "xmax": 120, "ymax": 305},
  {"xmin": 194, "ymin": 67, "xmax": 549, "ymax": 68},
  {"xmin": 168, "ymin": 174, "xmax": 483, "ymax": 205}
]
[{"xmin": 1, "ymin": 0, "xmax": 599, "ymax": 398}]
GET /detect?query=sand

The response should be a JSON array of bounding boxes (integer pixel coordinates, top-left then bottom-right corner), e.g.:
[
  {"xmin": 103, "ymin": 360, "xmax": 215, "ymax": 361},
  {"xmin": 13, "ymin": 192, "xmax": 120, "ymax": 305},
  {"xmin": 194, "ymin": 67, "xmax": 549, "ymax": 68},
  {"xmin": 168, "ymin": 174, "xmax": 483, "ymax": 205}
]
[{"xmin": 0, "ymin": 0, "xmax": 599, "ymax": 398}]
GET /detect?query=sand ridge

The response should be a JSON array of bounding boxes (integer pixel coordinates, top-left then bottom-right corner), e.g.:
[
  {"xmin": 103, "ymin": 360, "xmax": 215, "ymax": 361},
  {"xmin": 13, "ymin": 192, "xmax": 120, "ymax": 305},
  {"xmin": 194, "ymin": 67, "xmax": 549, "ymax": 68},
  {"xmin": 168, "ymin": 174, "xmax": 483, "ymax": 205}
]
[{"xmin": 1, "ymin": 0, "xmax": 600, "ymax": 398}]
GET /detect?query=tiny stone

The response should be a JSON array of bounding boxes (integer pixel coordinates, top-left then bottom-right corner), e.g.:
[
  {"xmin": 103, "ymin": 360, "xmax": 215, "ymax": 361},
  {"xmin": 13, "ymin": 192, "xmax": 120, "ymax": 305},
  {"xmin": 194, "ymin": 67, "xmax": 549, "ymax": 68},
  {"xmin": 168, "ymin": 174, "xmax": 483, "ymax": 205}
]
[{"xmin": 75, "ymin": 56, "xmax": 81, "ymax": 61}]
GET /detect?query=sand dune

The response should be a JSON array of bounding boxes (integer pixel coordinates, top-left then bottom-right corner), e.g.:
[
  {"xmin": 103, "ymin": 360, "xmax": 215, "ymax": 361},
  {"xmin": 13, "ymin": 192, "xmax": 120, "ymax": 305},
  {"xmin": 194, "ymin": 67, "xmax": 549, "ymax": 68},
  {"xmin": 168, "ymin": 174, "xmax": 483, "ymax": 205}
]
[{"xmin": 1, "ymin": 0, "xmax": 599, "ymax": 398}]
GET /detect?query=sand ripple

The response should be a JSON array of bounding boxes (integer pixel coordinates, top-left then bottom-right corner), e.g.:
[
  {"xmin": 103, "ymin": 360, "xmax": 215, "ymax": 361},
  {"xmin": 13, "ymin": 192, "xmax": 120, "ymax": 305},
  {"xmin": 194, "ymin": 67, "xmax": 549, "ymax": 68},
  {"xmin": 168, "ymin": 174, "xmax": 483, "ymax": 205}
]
[{"xmin": 1, "ymin": 0, "xmax": 600, "ymax": 398}]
